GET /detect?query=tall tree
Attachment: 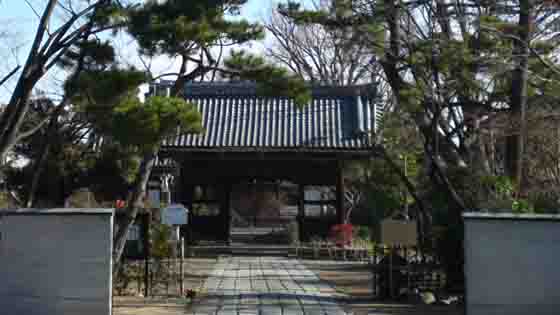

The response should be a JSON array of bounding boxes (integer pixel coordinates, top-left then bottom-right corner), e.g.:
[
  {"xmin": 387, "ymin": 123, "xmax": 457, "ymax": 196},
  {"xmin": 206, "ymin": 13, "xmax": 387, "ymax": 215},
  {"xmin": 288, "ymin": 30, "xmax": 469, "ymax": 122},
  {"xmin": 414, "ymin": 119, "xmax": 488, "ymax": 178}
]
[
  {"xmin": 0, "ymin": 0, "xmax": 128, "ymax": 163},
  {"xmin": 505, "ymin": 0, "xmax": 532, "ymax": 192},
  {"xmin": 279, "ymin": 0, "xmax": 560, "ymax": 244},
  {"xmin": 265, "ymin": 0, "xmax": 376, "ymax": 85}
]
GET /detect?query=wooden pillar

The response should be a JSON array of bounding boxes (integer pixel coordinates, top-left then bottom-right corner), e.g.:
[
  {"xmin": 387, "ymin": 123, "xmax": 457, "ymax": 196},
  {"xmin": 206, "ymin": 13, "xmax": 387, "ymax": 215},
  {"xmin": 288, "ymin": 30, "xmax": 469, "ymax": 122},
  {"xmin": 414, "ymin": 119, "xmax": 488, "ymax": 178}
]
[
  {"xmin": 185, "ymin": 184, "xmax": 194, "ymax": 245},
  {"xmin": 297, "ymin": 183, "xmax": 305, "ymax": 242},
  {"xmin": 274, "ymin": 181, "xmax": 280, "ymax": 200},
  {"xmin": 336, "ymin": 160, "xmax": 345, "ymax": 224},
  {"xmin": 181, "ymin": 166, "xmax": 195, "ymax": 245},
  {"xmin": 222, "ymin": 182, "xmax": 232, "ymax": 245}
]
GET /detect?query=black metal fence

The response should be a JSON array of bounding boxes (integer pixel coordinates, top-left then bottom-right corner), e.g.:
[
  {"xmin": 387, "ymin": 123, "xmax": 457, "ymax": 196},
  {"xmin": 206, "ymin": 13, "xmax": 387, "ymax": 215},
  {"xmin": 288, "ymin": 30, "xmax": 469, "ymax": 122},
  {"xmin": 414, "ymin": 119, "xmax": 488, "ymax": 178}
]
[
  {"xmin": 369, "ymin": 245, "xmax": 446, "ymax": 299},
  {"xmin": 114, "ymin": 255, "xmax": 190, "ymax": 297},
  {"xmin": 294, "ymin": 242, "xmax": 447, "ymax": 299}
]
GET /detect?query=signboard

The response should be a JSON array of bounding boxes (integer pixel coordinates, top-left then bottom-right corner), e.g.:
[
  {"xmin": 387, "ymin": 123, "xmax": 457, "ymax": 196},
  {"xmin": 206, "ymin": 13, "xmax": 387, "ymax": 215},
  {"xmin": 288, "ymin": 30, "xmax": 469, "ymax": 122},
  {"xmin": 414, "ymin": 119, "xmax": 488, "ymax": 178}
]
[
  {"xmin": 380, "ymin": 219, "xmax": 417, "ymax": 246},
  {"xmin": 148, "ymin": 190, "xmax": 160, "ymax": 208},
  {"xmin": 127, "ymin": 225, "xmax": 140, "ymax": 241},
  {"xmin": 162, "ymin": 204, "xmax": 188, "ymax": 225}
]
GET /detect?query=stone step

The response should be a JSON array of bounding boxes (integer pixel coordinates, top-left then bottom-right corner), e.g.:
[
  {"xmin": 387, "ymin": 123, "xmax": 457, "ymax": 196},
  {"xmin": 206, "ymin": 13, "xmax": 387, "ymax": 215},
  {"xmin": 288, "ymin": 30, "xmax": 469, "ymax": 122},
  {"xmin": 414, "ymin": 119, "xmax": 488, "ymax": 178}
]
[{"xmin": 188, "ymin": 245, "xmax": 293, "ymax": 258}]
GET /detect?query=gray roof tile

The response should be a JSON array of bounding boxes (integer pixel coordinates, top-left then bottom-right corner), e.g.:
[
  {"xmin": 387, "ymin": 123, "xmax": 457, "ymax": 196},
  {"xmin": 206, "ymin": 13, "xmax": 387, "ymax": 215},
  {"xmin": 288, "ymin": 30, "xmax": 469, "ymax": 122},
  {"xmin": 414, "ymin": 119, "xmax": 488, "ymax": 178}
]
[{"xmin": 155, "ymin": 82, "xmax": 378, "ymax": 152}]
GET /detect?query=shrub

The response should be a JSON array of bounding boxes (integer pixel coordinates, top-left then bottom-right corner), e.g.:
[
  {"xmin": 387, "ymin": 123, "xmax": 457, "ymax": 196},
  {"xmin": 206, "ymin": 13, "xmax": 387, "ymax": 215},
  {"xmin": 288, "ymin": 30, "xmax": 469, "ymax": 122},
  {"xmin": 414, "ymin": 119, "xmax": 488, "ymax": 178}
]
[
  {"xmin": 353, "ymin": 225, "xmax": 370, "ymax": 240},
  {"xmin": 329, "ymin": 224, "xmax": 353, "ymax": 246}
]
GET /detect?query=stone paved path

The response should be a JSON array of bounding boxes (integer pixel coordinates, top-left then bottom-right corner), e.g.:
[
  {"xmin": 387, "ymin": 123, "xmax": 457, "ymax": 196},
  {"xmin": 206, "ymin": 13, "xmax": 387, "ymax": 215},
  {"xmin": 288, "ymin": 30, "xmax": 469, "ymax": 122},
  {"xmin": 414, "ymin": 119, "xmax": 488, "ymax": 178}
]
[{"xmin": 188, "ymin": 257, "xmax": 351, "ymax": 315}]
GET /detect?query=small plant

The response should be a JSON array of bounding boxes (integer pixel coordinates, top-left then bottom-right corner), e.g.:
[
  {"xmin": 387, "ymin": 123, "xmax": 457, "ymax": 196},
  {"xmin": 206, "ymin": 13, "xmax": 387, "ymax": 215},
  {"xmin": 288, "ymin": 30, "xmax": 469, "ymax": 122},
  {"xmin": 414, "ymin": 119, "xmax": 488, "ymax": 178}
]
[
  {"xmin": 185, "ymin": 289, "xmax": 197, "ymax": 299},
  {"xmin": 353, "ymin": 225, "xmax": 370, "ymax": 240},
  {"xmin": 151, "ymin": 223, "xmax": 173, "ymax": 258},
  {"xmin": 480, "ymin": 175, "xmax": 536, "ymax": 213},
  {"xmin": 512, "ymin": 198, "xmax": 534, "ymax": 214}
]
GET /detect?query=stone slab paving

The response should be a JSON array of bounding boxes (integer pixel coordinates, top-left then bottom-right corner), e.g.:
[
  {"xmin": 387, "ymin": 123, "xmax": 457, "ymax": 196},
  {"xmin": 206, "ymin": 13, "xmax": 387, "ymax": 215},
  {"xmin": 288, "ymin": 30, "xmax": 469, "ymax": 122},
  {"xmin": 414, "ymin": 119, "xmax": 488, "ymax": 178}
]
[{"xmin": 188, "ymin": 257, "xmax": 351, "ymax": 315}]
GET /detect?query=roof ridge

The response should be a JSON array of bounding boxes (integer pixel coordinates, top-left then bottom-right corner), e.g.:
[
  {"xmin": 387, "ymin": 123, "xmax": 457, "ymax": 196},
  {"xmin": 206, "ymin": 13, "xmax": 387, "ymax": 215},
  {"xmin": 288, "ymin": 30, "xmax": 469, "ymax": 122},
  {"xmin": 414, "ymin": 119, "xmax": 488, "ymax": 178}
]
[{"xmin": 154, "ymin": 81, "xmax": 376, "ymax": 97}]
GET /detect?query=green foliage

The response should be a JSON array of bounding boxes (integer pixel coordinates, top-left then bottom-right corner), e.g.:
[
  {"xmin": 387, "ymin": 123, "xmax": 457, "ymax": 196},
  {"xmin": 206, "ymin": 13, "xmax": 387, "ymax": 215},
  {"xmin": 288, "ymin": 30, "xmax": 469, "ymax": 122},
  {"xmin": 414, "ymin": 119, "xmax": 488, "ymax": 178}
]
[
  {"xmin": 512, "ymin": 199, "xmax": 534, "ymax": 214},
  {"xmin": 126, "ymin": 0, "xmax": 310, "ymax": 106},
  {"xmin": 72, "ymin": 67, "xmax": 203, "ymax": 152},
  {"xmin": 6, "ymin": 139, "xmax": 96, "ymax": 207},
  {"xmin": 0, "ymin": 191, "xmax": 15, "ymax": 208},
  {"xmin": 150, "ymin": 223, "xmax": 172, "ymax": 259},
  {"xmin": 223, "ymin": 50, "xmax": 311, "ymax": 107},
  {"xmin": 70, "ymin": 68, "xmax": 147, "ymax": 109},
  {"xmin": 7, "ymin": 129, "xmax": 139, "ymax": 206},
  {"xmin": 528, "ymin": 192, "xmax": 560, "ymax": 214},
  {"xmin": 351, "ymin": 159, "xmax": 404, "ymax": 226},
  {"xmin": 481, "ymin": 175, "xmax": 514, "ymax": 197},
  {"xmin": 127, "ymin": 0, "xmax": 263, "ymax": 56},
  {"xmin": 90, "ymin": 2, "xmax": 129, "ymax": 30},
  {"xmin": 88, "ymin": 145, "xmax": 141, "ymax": 201},
  {"xmin": 477, "ymin": 176, "xmax": 535, "ymax": 213},
  {"xmin": 58, "ymin": 40, "xmax": 117, "ymax": 72},
  {"xmin": 353, "ymin": 225, "xmax": 371, "ymax": 241},
  {"xmin": 109, "ymin": 96, "xmax": 203, "ymax": 150}
]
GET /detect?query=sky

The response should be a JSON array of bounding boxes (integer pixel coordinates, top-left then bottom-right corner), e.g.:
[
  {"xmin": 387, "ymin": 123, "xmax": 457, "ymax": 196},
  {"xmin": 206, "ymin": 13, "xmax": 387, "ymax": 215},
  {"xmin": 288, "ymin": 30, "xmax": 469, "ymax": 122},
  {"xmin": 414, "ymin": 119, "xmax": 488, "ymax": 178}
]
[{"xmin": 0, "ymin": 0, "xmax": 313, "ymax": 103}]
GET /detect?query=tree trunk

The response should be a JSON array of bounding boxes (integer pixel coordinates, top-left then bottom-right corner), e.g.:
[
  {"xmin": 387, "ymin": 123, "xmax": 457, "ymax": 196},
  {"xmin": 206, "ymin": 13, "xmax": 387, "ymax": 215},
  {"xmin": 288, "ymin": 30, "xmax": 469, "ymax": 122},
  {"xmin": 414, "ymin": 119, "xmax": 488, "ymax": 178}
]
[
  {"xmin": 24, "ymin": 110, "xmax": 61, "ymax": 208},
  {"xmin": 112, "ymin": 146, "xmax": 159, "ymax": 270},
  {"xmin": 25, "ymin": 138, "xmax": 51, "ymax": 208},
  {"xmin": 506, "ymin": 0, "xmax": 531, "ymax": 193},
  {"xmin": 0, "ymin": 0, "xmax": 57, "ymax": 163}
]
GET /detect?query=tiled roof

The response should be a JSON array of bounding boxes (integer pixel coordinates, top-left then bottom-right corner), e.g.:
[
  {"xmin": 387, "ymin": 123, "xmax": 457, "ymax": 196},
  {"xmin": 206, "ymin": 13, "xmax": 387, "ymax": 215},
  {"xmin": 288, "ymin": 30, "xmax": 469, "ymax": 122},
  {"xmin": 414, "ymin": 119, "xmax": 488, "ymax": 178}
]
[{"xmin": 155, "ymin": 82, "xmax": 378, "ymax": 152}]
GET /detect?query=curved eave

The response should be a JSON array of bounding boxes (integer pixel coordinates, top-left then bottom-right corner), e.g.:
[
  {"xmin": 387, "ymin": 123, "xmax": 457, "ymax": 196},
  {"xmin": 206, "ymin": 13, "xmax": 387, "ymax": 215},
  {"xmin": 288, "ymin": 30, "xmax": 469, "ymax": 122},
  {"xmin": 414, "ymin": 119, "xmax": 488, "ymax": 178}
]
[
  {"xmin": 162, "ymin": 145, "xmax": 374, "ymax": 153},
  {"xmin": 158, "ymin": 145, "xmax": 380, "ymax": 162}
]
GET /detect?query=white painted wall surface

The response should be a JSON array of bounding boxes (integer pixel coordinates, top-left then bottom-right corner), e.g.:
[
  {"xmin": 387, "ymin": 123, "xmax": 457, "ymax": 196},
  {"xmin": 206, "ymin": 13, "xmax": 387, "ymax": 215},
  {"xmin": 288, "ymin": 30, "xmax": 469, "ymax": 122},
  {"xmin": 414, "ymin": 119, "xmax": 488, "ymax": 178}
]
[
  {"xmin": 464, "ymin": 213, "xmax": 560, "ymax": 315},
  {"xmin": 0, "ymin": 209, "xmax": 113, "ymax": 315}
]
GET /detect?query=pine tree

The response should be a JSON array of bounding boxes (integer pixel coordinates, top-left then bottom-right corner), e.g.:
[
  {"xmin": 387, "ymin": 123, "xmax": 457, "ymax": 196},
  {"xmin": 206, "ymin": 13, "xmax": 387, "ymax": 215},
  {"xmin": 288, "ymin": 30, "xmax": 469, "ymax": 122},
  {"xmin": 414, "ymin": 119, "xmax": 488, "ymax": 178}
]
[{"xmin": 106, "ymin": 0, "xmax": 311, "ymax": 266}]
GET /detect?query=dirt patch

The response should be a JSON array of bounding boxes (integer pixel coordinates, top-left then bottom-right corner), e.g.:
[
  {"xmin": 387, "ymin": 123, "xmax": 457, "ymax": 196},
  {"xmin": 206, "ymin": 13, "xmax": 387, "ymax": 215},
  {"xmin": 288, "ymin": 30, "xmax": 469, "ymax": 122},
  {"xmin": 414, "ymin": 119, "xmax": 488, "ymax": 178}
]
[
  {"xmin": 303, "ymin": 260, "xmax": 373, "ymax": 299},
  {"xmin": 303, "ymin": 260, "xmax": 464, "ymax": 315},
  {"xmin": 351, "ymin": 303, "xmax": 464, "ymax": 315},
  {"xmin": 113, "ymin": 257, "xmax": 218, "ymax": 314},
  {"xmin": 113, "ymin": 297, "xmax": 189, "ymax": 315}
]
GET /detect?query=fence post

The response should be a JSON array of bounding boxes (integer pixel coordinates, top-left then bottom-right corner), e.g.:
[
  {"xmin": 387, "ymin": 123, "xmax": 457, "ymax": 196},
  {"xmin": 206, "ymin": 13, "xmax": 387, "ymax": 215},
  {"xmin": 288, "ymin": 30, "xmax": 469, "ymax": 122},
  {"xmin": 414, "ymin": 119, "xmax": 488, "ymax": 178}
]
[
  {"xmin": 406, "ymin": 246, "xmax": 410, "ymax": 295},
  {"xmin": 389, "ymin": 245, "xmax": 393, "ymax": 299},
  {"xmin": 371, "ymin": 245, "xmax": 377, "ymax": 297},
  {"xmin": 166, "ymin": 257, "xmax": 170, "ymax": 296},
  {"xmin": 143, "ymin": 213, "xmax": 151, "ymax": 298},
  {"xmin": 180, "ymin": 237, "xmax": 184, "ymax": 295}
]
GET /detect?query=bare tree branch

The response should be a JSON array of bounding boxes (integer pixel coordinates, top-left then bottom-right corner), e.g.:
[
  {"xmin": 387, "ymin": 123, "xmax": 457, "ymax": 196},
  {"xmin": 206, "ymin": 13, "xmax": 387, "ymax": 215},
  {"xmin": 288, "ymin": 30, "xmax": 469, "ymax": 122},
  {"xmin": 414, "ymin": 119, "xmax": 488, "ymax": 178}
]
[{"xmin": 0, "ymin": 65, "xmax": 20, "ymax": 88}]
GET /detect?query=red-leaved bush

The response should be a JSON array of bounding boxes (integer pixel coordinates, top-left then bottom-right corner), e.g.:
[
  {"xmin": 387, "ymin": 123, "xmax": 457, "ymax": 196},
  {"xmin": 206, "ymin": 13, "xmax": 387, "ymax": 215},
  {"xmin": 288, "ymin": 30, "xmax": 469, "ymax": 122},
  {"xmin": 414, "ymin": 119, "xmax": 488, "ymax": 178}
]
[
  {"xmin": 115, "ymin": 199, "xmax": 126, "ymax": 209},
  {"xmin": 330, "ymin": 224, "xmax": 353, "ymax": 247}
]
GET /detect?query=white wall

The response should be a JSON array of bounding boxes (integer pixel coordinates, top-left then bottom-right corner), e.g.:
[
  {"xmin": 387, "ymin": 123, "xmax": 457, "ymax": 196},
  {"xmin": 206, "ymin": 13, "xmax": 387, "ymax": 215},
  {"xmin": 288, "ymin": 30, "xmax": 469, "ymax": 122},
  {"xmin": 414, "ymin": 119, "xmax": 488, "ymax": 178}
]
[
  {"xmin": 0, "ymin": 210, "xmax": 113, "ymax": 315},
  {"xmin": 464, "ymin": 213, "xmax": 560, "ymax": 315}
]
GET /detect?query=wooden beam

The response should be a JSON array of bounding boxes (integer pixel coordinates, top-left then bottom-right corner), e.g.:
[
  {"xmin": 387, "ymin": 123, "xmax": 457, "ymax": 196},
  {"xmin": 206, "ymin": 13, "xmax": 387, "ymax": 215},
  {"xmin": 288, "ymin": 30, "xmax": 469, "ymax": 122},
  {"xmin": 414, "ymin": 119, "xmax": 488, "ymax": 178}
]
[
  {"xmin": 167, "ymin": 150, "xmax": 374, "ymax": 161},
  {"xmin": 222, "ymin": 182, "xmax": 232, "ymax": 245},
  {"xmin": 298, "ymin": 183, "xmax": 305, "ymax": 243},
  {"xmin": 298, "ymin": 184, "xmax": 305, "ymax": 218},
  {"xmin": 178, "ymin": 159, "xmax": 339, "ymax": 185}
]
